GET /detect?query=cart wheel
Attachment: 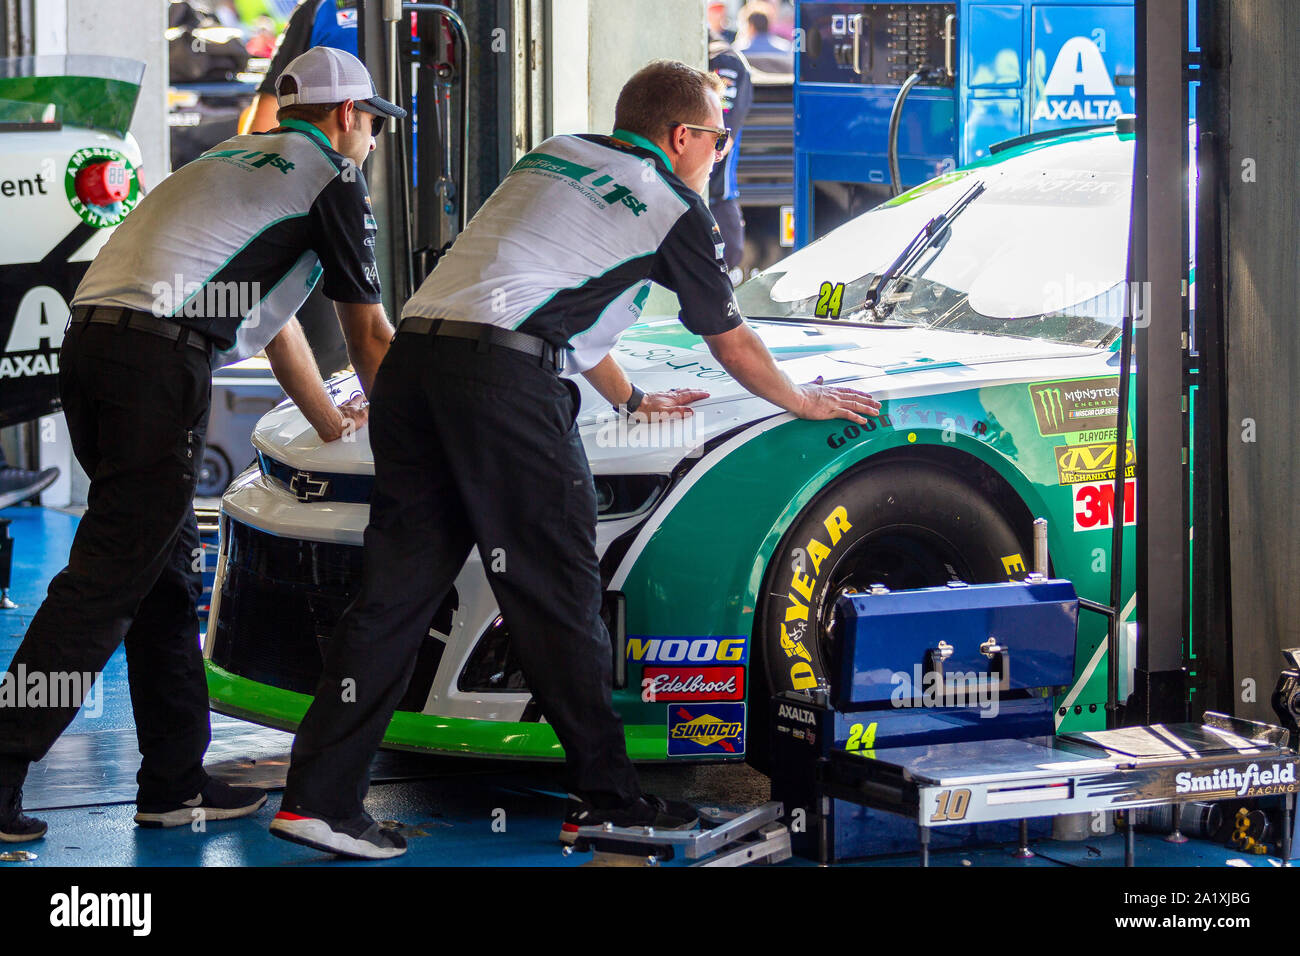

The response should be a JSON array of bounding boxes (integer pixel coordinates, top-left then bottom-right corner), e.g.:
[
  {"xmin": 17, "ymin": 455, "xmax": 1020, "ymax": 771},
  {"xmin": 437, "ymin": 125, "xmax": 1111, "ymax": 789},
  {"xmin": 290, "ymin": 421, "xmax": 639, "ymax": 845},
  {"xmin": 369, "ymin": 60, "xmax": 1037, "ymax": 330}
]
[{"xmin": 196, "ymin": 447, "xmax": 233, "ymax": 497}]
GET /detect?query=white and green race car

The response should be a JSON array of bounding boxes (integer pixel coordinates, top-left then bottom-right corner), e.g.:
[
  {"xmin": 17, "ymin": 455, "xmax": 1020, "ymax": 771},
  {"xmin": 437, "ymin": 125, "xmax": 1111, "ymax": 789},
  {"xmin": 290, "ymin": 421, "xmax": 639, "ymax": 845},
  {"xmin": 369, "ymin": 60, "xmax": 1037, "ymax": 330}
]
[{"xmin": 204, "ymin": 123, "xmax": 1137, "ymax": 766}]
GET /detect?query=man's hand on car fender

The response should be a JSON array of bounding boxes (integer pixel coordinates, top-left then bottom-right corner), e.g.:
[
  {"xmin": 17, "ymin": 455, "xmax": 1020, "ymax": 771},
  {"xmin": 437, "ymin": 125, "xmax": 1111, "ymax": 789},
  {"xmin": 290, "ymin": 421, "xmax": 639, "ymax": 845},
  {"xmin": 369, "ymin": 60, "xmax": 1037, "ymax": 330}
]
[
  {"xmin": 794, "ymin": 375, "xmax": 881, "ymax": 424},
  {"xmin": 634, "ymin": 387, "xmax": 711, "ymax": 420}
]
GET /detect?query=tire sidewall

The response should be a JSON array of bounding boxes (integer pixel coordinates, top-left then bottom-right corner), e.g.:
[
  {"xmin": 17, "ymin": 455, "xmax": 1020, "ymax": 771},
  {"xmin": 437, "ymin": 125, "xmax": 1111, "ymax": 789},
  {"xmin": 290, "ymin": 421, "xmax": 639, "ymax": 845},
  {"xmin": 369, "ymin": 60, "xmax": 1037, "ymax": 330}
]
[{"xmin": 758, "ymin": 460, "xmax": 1029, "ymax": 697}]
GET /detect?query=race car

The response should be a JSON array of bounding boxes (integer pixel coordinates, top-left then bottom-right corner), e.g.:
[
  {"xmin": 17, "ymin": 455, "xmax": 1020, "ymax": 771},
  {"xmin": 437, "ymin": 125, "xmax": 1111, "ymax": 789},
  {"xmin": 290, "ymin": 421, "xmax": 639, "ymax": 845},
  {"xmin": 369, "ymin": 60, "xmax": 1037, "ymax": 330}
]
[
  {"xmin": 0, "ymin": 56, "xmax": 146, "ymax": 428},
  {"xmin": 204, "ymin": 122, "xmax": 1137, "ymax": 767}
]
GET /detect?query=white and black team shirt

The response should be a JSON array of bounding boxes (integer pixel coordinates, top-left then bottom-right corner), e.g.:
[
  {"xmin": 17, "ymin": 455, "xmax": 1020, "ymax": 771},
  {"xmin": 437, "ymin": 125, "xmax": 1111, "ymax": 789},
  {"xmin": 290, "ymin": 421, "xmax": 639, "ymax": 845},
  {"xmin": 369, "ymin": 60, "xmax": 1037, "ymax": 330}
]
[
  {"xmin": 74, "ymin": 119, "xmax": 382, "ymax": 368},
  {"xmin": 402, "ymin": 130, "xmax": 743, "ymax": 373}
]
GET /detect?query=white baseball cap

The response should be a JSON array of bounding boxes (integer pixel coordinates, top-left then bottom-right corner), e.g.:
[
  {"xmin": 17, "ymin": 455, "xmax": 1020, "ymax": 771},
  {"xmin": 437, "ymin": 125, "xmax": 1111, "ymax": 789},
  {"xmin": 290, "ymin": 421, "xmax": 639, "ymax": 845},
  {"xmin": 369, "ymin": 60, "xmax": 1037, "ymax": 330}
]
[{"xmin": 276, "ymin": 46, "xmax": 407, "ymax": 120}]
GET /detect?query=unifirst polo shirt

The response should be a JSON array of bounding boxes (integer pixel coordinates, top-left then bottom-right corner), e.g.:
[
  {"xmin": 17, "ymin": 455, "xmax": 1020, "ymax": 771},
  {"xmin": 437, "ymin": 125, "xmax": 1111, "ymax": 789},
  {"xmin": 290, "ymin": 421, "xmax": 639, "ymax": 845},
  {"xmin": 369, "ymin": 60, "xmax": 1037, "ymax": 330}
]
[
  {"xmin": 401, "ymin": 130, "xmax": 744, "ymax": 374},
  {"xmin": 73, "ymin": 119, "xmax": 382, "ymax": 369}
]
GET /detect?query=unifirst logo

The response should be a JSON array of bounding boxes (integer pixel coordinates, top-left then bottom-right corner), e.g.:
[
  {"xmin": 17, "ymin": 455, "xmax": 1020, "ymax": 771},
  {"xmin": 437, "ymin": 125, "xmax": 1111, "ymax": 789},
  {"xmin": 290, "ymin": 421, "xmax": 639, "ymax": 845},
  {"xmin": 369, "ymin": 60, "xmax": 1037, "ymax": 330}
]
[
  {"xmin": 1035, "ymin": 37, "xmax": 1124, "ymax": 122},
  {"xmin": 1175, "ymin": 762, "xmax": 1297, "ymax": 797}
]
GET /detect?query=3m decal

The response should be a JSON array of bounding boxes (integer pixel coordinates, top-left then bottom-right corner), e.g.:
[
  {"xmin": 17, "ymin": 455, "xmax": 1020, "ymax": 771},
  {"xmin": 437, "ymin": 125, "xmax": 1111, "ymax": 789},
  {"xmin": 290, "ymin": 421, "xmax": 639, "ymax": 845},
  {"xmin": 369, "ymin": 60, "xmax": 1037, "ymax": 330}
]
[
  {"xmin": 1073, "ymin": 479, "xmax": 1137, "ymax": 531},
  {"xmin": 625, "ymin": 636, "xmax": 747, "ymax": 664},
  {"xmin": 814, "ymin": 281, "xmax": 845, "ymax": 319},
  {"xmin": 1030, "ymin": 377, "xmax": 1120, "ymax": 436},
  {"xmin": 1055, "ymin": 440, "xmax": 1136, "ymax": 485},
  {"xmin": 781, "ymin": 505, "xmax": 852, "ymax": 690},
  {"xmin": 641, "ymin": 666, "xmax": 744, "ymax": 702},
  {"xmin": 667, "ymin": 703, "xmax": 745, "ymax": 756}
]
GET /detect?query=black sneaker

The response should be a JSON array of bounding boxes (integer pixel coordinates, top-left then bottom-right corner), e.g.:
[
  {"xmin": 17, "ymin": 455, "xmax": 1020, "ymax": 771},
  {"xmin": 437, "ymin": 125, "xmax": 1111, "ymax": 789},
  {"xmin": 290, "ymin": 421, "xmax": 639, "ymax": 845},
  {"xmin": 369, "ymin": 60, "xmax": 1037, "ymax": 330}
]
[
  {"xmin": 269, "ymin": 809, "xmax": 407, "ymax": 860},
  {"xmin": 0, "ymin": 786, "xmax": 46, "ymax": 843},
  {"xmin": 560, "ymin": 793, "xmax": 700, "ymax": 845},
  {"xmin": 134, "ymin": 778, "xmax": 267, "ymax": 828},
  {"xmin": 0, "ymin": 466, "xmax": 59, "ymax": 510}
]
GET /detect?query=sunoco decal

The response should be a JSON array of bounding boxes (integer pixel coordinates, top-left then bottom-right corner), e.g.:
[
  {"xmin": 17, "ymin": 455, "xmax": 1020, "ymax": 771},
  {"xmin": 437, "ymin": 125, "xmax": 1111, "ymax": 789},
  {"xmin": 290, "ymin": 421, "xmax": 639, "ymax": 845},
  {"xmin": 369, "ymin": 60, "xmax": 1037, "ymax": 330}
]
[
  {"xmin": 1030, "ymin": 377, "xmax": 1120, "ymax": 437},
  {"xmin": 667, "ymin": 703, "xmax": 745, "ymax": 756},
  {"xmin": 1174, "ymin": 762, "xmax": 1298, "ymax": 798},
  {"xmin": 780, "ymin": 505, "xmax": 852, "ymax": 690},
  {"xmin": 65, "ymin": 147, "xmax": 141, "ymax": 228},
  {"xmin": 1055, "ymin": 440, "xmax": 1136, "ymax": 485}
]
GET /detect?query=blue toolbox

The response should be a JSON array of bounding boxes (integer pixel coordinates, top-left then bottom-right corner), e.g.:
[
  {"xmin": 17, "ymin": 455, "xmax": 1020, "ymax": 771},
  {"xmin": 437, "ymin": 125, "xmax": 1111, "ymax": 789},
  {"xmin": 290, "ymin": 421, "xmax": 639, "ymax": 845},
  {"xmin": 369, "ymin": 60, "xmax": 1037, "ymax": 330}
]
[
  {"xmin": 771, "ymin": 578, "xmax": 1300, "ymax": 864},
  {"xmin": 771, "ymin": 577, "xmax": 1079, "ymax": 861}
]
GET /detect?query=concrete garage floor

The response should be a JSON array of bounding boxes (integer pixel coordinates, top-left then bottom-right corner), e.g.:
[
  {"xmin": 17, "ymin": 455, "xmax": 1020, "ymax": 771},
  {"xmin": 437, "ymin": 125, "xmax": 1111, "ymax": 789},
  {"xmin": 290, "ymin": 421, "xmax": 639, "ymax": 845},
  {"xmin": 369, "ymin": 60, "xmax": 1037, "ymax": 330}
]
[{"xmin": 0, "ymin": 506, "xmax": 1287, "ymax": 868}]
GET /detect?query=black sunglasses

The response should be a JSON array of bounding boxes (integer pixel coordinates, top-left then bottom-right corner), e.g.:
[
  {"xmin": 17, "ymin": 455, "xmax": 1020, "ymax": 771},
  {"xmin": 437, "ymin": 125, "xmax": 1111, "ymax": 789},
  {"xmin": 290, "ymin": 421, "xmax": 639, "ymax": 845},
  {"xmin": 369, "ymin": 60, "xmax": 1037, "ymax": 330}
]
[
  {"xmin": 358, "ymin": 108, "xmax": 385, "ymax": 136},
  {"xmin": 677, "ymin": 123, "xmax": 731, "ymax": 153}
]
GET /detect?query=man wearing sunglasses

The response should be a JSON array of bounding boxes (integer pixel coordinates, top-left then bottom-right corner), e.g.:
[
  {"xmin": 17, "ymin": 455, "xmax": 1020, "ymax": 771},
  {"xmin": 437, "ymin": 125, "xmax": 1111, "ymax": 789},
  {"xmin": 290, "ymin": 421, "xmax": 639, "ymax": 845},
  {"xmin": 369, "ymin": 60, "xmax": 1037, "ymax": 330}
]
[
  {"xmin": 273, "ymin": 58, "xmax": 879, "ymax": 860},
  {"xmin": 0, "ymin": 46, "xmax": 403, "ymax": 844}
]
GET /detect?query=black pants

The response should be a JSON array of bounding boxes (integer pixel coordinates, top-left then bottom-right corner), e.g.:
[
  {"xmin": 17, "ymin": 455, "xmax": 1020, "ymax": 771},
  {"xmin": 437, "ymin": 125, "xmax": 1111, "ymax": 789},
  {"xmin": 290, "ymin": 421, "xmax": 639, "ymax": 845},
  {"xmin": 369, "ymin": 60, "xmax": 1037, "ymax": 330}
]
[
  {"xmin": 283, "ymin": 332, "xmax": 642, "ymax": 821},
  {"xmin": 0, "ymin": 322, "xmax": 213, "ymax": 803}
]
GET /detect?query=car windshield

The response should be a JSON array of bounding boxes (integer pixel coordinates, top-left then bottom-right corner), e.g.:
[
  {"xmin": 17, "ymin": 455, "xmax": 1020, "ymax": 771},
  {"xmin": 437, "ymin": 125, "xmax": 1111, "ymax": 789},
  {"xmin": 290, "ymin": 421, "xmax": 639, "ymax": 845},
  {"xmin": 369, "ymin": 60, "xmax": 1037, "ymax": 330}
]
[{"xmin": 735, "ymin": 133, "xmax": 1135, "ymax": 350}]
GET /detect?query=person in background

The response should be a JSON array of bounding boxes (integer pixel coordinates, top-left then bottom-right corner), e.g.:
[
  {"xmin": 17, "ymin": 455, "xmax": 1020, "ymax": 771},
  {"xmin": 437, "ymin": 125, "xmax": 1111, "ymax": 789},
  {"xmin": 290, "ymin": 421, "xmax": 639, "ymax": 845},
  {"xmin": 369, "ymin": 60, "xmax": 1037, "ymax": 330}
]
[
  {"xmin": 737, "ymin": 1, "xmax": 793, "ymax": 55},
  {"xmin": 707, "ymin": 1, "xmax": 736, "ymax": 44},
  {"xmin": 708, "ymin": 25, "xmax": 753, "ymax": 285},
  {"xmin": 241, "ymin": 0, "xmax": 361, "ymax": 376}
]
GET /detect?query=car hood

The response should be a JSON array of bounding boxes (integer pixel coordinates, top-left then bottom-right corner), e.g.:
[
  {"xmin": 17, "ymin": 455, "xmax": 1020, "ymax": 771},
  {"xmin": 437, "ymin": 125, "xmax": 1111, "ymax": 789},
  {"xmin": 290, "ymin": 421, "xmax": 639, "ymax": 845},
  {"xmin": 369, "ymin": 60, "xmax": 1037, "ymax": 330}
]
[{"xmin": 250, "ymin": 319, "xmax": 1109, "ymax": 476}]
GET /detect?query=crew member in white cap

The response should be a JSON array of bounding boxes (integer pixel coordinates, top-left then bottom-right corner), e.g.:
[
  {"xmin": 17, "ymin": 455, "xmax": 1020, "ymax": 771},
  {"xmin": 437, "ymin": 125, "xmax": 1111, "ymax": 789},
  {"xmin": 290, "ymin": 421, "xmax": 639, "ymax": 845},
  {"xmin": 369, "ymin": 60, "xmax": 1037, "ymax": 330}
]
[{"xmin": 0, "ymin": 46, "xmax": 404, "ymax": 844}]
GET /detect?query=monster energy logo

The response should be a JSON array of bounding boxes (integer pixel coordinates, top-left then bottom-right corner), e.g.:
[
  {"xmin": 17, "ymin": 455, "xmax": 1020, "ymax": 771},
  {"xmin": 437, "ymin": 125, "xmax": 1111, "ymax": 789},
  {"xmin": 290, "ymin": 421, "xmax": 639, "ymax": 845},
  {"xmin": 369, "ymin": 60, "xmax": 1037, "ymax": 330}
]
[
  {"xmin": 1030, "ymin": 378, "xmax": 1120, "ymax": 436},
  {"xmin": 1036, "ymin": 387, "xmax": 1066, "ymax": 431}
]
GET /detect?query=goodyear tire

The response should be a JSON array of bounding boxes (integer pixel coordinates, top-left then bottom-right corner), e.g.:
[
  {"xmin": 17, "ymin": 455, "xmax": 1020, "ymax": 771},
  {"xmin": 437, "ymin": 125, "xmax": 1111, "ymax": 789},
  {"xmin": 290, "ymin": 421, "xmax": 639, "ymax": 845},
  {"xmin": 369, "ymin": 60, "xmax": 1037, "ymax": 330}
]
[{"xmin": 748, "ymin": 461, "xmax": 1029, "ymax": 770}]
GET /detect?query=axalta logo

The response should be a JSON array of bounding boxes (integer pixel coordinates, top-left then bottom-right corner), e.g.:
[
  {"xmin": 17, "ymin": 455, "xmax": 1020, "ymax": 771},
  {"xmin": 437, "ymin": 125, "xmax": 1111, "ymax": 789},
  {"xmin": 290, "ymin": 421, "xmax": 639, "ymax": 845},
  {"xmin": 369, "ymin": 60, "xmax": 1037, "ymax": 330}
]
[
  {"xmin": 626, "ymin": 636, "xmax": 746, "ymax": 664},
  {"xmin": 0, "ymin": 286, "xmax": 66, "ymax": 378},
  {"xmin": 776, "ymin": 703, "xmax": 816, "ymax": 725},
  {"xmin": 1034, "ymin": 37, "xmax": 1125, "ymax": 122},
  {"xmin": 1175, "ymin": 762, "xmax": 1297, "ymax": 798},
  {"xmin": 667, "ymin": 703, "xmax": 746, "ymax": 756}
]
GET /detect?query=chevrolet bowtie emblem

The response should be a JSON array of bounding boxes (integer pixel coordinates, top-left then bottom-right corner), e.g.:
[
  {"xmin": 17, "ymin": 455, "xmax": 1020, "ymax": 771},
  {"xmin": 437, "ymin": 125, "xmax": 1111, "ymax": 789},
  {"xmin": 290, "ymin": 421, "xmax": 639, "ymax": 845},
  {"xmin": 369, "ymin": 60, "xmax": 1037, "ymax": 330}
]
[{"xmin": 288, "ymin": 471, "xmax": 330, "ymax": 502}]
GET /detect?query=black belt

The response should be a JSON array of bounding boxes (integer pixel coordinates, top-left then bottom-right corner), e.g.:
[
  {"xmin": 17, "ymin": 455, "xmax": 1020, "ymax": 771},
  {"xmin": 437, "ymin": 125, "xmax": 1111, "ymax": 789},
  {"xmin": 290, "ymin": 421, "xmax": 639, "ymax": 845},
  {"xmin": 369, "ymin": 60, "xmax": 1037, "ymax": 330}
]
[
  {"xmin": 399, "ymin": 316, "xmax": 566, "ymax": 372},
  {"xmin": 69, "ymin": 305, "xmax": 212, "ymax": 354}
]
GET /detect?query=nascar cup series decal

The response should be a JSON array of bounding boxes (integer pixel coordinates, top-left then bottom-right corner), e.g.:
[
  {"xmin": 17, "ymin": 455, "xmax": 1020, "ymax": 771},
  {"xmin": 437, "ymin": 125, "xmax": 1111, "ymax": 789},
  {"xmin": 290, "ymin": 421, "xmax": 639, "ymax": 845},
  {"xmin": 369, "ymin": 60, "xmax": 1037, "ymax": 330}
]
[
  {"xmin": 65, "ymin": 147, "xmax": 141, "ymax": 228},
  {"xmin": 667, "ymin": 703, "xmax": 745, "ymax": 757}
]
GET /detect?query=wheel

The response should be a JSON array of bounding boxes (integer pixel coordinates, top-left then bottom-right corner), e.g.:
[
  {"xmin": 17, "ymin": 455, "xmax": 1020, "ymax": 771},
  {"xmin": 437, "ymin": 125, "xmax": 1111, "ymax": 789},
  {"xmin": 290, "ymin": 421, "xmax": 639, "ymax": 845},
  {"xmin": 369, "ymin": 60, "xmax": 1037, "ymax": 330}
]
[
  {"xmin": 747, "ymin": 460, "xmax": 1028, "ymax": 770},
  {"xmin": 196, "ymin": 446, "xmax": 233, "ymax": 497}
]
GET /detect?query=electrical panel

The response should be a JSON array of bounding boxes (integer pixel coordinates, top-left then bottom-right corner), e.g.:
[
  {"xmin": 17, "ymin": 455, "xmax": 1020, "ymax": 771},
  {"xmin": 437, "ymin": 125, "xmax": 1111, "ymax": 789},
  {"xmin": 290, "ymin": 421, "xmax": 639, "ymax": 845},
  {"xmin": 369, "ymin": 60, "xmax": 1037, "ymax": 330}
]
[{"xmin": 799, "ymin": 3, "xmax": 956, "ymax": 87}]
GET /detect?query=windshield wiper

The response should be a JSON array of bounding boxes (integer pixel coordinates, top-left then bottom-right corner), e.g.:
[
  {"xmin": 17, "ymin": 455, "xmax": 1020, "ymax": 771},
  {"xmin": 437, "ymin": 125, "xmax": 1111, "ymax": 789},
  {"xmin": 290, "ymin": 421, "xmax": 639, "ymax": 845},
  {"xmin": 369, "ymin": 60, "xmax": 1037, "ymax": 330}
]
[{"xmin": 858, "ymin": 179, "xmax": 986, "ymax": 314}]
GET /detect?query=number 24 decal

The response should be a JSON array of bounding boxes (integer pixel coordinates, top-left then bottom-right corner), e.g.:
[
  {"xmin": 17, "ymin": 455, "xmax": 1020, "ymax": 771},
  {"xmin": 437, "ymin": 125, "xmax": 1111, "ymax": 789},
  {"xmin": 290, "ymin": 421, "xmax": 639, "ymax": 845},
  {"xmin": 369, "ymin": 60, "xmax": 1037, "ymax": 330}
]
[
  {"xmin": 815, "ymin": 281, "xmax": 845, "ymax": 319},
  {"xmin": 930, "ymin": 788, "xmax": 972, "ymax": 822}
]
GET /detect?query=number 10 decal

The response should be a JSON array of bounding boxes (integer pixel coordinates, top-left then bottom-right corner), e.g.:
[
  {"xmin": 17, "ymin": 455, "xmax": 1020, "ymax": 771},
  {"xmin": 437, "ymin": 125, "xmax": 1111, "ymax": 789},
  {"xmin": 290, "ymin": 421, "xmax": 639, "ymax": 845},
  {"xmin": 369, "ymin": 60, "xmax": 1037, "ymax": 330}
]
[{"xmin": 930, "ymin": 788, "xmax": 971, "ymax": 822}]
